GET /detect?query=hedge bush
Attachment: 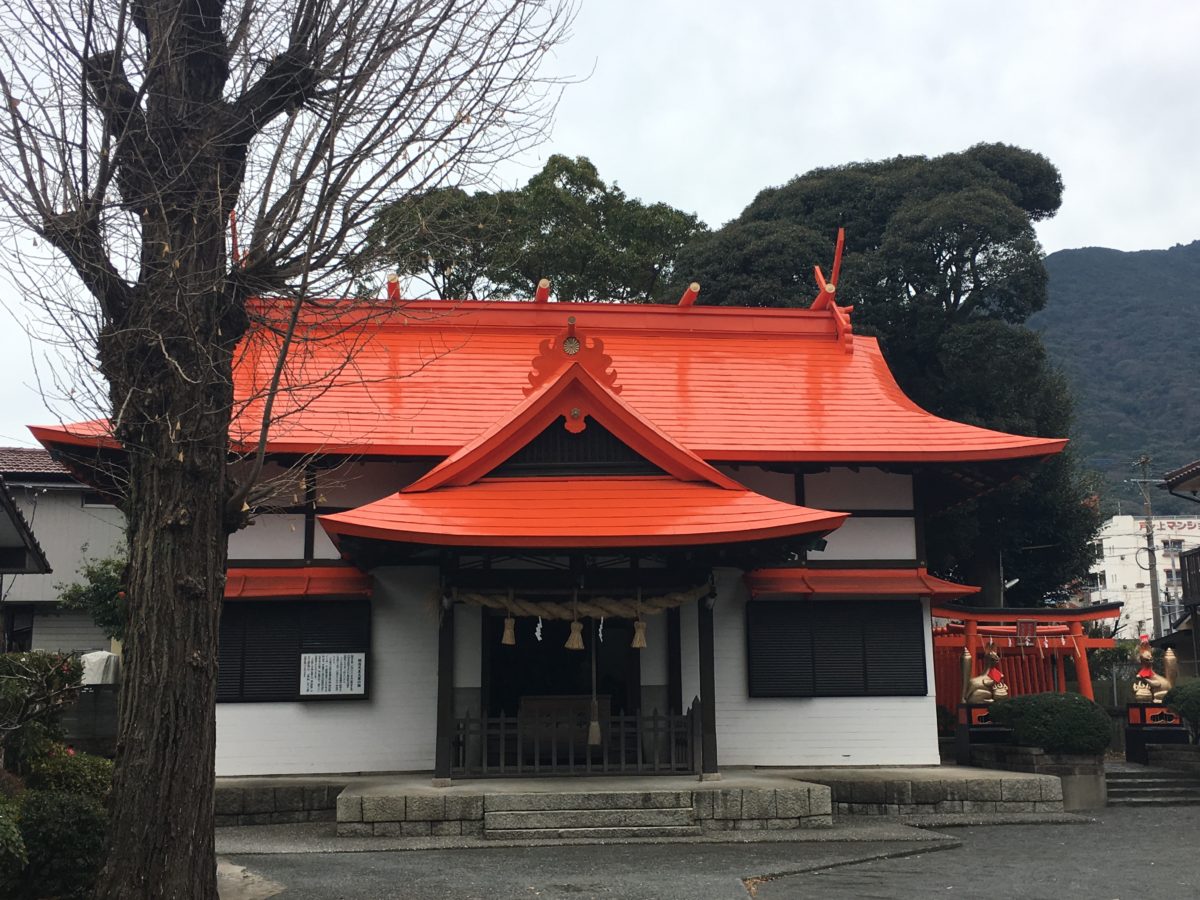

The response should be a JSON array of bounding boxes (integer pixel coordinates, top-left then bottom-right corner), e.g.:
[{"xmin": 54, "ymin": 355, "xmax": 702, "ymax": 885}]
[
  {"xmin": 1, "ymin": 651, "xmax": 82, "ymax": 775},
  {"xmin": 1165, "ymin": 679, "xmax": 1200, "ymax": 742},
  {"xmin": 0, "ymin": 768, "xmax": 23, "ymax": 800},
  {"xmin": 0, "ymin": 797, "xmax": 27, "ymax": 891},
  {"xmin": 988, "ymin": 692, "xmax": 1112, "ymax": 755},
  {"xmin": 27, "ymin": 746, "xmax": 113, "ymax": 802},
  {"xmin": 10, "ymin": 790, "xmax": 107, "ymax": 899}
]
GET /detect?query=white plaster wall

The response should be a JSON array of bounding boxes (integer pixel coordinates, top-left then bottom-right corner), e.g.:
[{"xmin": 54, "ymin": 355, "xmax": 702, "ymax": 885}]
[
  {"xmin": 680, "ymin": 569, "xmax": 939, "ymax": 767},
  {"xmin": 227, "ymin": 514, "xmax": 306, "ymax": 560},
  {"xmin": 31, "ymin": 610, "xmax": 110, "ymax": 653},
  {"xmin": 804, "ymin": 467, "xmax": 913, "ymax": 510},
  {"xmin": 215, "ymin": 566, "xmax": 440, "ymax": 775},
  {"xmin": 454, "ymin": 603, "xmax": 482, "ymax": 688},
  {"xmin": 640, "ymin": 612, "xmax": 669, "ymax": 686},
  {"xmin": 807, "ymin": 517, "xmax": 916, "ymax": 562},
  {"xmin": 715, "ymin": 465, "xmax": 796, "ymax": 503},
  {"xmin": 321, "ymin": 461, "xmax": 431, "ymax": 506}
]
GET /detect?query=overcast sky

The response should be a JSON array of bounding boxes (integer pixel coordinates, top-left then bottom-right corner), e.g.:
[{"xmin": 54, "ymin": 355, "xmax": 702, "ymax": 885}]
[{"xmin": 1, "ymin": 0, "xmax": 1198, "ymax": 445}]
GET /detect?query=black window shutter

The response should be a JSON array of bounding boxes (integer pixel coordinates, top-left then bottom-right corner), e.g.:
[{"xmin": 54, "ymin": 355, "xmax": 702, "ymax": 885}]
[
  {"xmin": 217, "ymin": 604, "xmax": 246, "ymax": 702},
  {"xmin": 810, "ymin": 603, "xmax": 866, "ymax": 696},
  {"xmin": 240, "ymin": 604, "xmax": 302, "ymax": 702},
  {"xmin": 863, "ymin": 600, "xmax": 927, "ymax": 696},
  {"xmin": 746, "ymin": 601, "xmax": 814, "ymax": 697},
  {"xmin": 300, "ymin": 600, "xmax": 370, "ymax": 653},
  {"xmin": 746, "ymin": 598, "xmax": 927, "ymax": 699}
]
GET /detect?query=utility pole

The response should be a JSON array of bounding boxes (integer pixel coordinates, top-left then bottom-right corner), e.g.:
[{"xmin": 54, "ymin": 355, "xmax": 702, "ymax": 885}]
[{"xmin": 1131, "ymin": 456, "xmax": 1164, "ymax": 638}]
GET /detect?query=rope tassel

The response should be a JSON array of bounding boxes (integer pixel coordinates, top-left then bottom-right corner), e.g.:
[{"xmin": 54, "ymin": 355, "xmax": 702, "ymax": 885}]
[
  {"xmin": 631, "ymin": 620, "xmax": 647, "ymax": 649},
  {"xmin": 631, "ymin": 587, "xmax": 647, "ymax": 649},
  {"xmin": 565, "ymin": 620, "xmax": 585, "ymax": 650},
  {"xmin": 501, "ymin": 589, "xmax": 516, "ymax": 645}
]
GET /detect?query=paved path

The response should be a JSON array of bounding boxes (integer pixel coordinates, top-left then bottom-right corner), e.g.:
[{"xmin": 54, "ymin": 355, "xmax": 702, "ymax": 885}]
[
  {"xmin": 759, "ymin": 806, "xmax": 1196, "ymax": 900},
  {"xmin": 219, "ymin": 806, "xmax": 1198, "ymax": 899}
]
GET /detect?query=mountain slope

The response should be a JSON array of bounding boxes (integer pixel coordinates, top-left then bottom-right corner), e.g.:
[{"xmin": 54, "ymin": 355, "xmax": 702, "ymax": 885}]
[{"xmin": 1034, "ymin": 240, "xmax": 1200, "ymax": 514}]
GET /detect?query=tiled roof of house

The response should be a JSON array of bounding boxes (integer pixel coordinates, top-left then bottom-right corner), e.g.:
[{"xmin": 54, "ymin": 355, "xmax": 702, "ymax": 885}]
[
  {"xmin": 1163, "ymin": 458, "xmax": 1200, "ymax": 492},
  {"xmin": 0, "ymin": 446, "xmax": 70, "ymax": 476}
]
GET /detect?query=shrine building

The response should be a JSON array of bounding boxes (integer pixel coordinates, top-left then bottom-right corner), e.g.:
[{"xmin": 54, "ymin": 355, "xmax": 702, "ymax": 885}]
[{"xmin": 31, "ymin": 251, "xmax": 1068, "ymax": 780}]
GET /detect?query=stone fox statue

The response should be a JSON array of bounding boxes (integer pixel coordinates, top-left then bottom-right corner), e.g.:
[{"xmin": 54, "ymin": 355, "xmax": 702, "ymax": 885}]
[
  {"xmin": 961, "ymin": 643, "xmax": 1009, "ymax": 704},
  {"xmin": 1132, "ymin": 634, "xmax": 1177, "ymax": 703}
]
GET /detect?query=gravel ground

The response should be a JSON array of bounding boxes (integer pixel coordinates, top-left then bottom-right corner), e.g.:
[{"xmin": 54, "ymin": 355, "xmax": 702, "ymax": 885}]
[{"xmin": 219, "ymin": 806, "xmax": 1197, "ymax": 900}]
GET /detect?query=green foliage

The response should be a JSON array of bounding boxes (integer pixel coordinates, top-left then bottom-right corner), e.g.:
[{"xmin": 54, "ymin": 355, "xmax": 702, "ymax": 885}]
[
  {"xmin": 1089, "ymin": 639, "xmax": 1140, "ymax": 702},
  {"xmin": 670, "ymin": 143, "xmax": 1099, "ymax": 603},
  {"xmin": 0, "ymin": 652, "xmax": 82, "ymax": 774},
  {"xmin": 1165, "ymin": 679, "xmax": 1200, "ymax": 743},
  {"xmin": 57, "ymin": 550, "xmax": 127, "ymax": 642},
  {"xmin": 27, "ymin": 747, "xmax": 112, "ymax": 802},
  {"xmin": 0, "ymin": 768, "xmax": 23, "ymax": 800},
  {"xmin": 8, "ymin": 790, "xmax": 106, "ymax": 899},
  {"xmin": 0, "ymin": 796, "xmax": 26, "ymax": 887},
  {"xmin": 1033, "ymin": 241, "xmax": 1200, "ymax": 516},
  {"xmin": 988, "ymin": 692, "xmax": 1113, "ymax": 755},
  {"xmin": 360, "ymin": 155, "xmax": 707, "ymax": 302}
]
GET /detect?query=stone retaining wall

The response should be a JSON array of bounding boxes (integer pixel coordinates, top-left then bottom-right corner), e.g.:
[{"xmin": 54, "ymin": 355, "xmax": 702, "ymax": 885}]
[
  {"xmin": 1147, "ymin": 743, "xmax": 1200, "ymax": 773},
  {"xmin": 215, "ymin": 782, "xmax": 345, "ymax": 827},
  {"xmin": 692, "ymin": 787, "xmax": 832, "ymax": 832},
  {"xmin": 817, "ymin": 774, "xmax": 1063, "ymax": 816},
  {"xmin": 970, "ymin": 745, "xmax": 1099, "ymax": 810}
]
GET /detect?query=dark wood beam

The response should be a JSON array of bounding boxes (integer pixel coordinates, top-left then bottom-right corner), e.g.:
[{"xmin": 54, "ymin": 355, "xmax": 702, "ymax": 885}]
[
  {"xmin": 667, "ymin": 606, "xmax": 682, "ymax": 715},
  {"xmin": 698, "ymin": 598, "xmax": 719, "ymax": 777},
  {"xmin": 433, "ymin": 601, "xmax": 455, "ymax": 784}
]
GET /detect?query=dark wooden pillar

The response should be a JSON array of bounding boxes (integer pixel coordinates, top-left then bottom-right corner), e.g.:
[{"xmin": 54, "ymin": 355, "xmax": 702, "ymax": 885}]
[
  {"xmin": 433, "ymin": 602, "xmax": 455, "ymax": 783},
  {"xmin": 698, "ymin": 599, "xmax": 719, "ymax": 777},
  {"xmin": 667, "ymin": 607, "xmax": 682, "ymax": 714}
]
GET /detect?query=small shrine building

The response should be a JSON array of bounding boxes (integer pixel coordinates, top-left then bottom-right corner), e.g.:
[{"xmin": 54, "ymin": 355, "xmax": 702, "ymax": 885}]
[{"xmin": 32, "ymin": 254, "xmax": 1072, "ymax": 779}]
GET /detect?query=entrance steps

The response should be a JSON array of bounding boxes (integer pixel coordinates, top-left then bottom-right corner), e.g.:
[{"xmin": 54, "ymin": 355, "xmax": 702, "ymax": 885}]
[
  {"xmin": 483, "ymin": 793, "xmax": 701, "ymax": 840},
  {"xmin": 1106, "ymin": 767, "xmax": 1200, "ymax": 806}
]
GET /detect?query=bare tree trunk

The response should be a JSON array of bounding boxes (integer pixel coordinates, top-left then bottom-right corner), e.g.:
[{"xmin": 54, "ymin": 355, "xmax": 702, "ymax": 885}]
[
  {"xmin": 95, "ymin": 214, "xmax": 242, "ymax": 896},
  {"xmin": 0, "ymin": 3, "xmax": 572, "ymax": 896},
  {"xmin": 99, "ymin": 436, "xmax": 227, "ymax": 898}
]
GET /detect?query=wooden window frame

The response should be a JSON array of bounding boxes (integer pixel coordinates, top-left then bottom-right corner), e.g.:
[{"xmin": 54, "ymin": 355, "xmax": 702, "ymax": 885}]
[{"xmin": 217, "ymin": 599, "xmax": 371, "ymax": 703}]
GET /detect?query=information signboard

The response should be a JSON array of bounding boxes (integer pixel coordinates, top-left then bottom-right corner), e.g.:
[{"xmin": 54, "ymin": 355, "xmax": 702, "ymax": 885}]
[{"xmin": 299, "ymin": 652, "xmax": 367, "ymax": 697}]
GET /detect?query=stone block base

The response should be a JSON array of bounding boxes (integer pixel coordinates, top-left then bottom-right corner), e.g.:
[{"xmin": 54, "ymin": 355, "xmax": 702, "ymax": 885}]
[
  {"xmin": 216, "ymin": 780, "xmax": 347, "ymax": 827},
  {"xmin": 336, "ymin": 783, "xmax": 833, "ymax": 840}
]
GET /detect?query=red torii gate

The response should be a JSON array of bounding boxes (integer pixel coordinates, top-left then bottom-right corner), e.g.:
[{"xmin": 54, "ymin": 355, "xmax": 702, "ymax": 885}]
[{"xmin": 931, "ymin": 602, "xmax": 1123, "ymax": 710}]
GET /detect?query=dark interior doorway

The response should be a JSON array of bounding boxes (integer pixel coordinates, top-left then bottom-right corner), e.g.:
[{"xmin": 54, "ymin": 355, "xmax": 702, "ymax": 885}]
[{"xmin": 483, "ymin": 611, "xmax": 641, "ymax": 717}]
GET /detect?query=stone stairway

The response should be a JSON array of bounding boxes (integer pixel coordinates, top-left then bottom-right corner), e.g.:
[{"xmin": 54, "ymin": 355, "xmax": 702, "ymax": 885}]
[
  {"xmin": 482, "ymin": 791, "xmax": 702, "ymax": 840},
  {"xmin": 1106, "ymin": 767, "xmax": 1200, "ymax": 807}
]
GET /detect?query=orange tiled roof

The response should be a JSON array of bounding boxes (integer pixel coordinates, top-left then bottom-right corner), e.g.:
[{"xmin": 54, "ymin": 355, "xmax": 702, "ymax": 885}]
[
  {"xmin": 319, "ymin": 476, "xmax": 848, "ymax": 548},
  {"xmin": 746, "ymin": 567, "xmax": 979, "ymax": 600},
  {"xmin": 30, "ymin": 299, "xmax": 1066, "ymax": 465},
  {"xmin": 224, "ymin": 565, "xmax": 371, "ymax": 599}
]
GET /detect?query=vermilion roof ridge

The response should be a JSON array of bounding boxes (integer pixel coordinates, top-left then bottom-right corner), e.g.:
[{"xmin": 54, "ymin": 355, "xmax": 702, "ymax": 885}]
[{"xmin": 247, "ymin": 294, "xmax": 846, "ymax": 339}]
